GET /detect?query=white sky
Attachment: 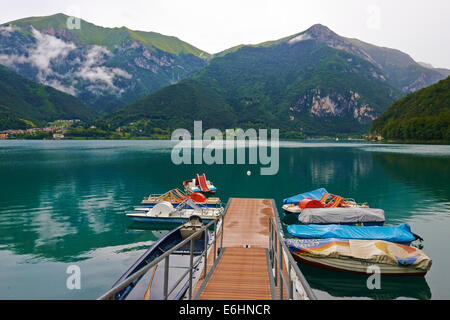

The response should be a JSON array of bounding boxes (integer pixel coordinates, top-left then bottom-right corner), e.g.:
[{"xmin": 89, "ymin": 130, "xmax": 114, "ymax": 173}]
[{"xmin": 2, "ymin": 0, "xmax": 450, "ymax": 68}]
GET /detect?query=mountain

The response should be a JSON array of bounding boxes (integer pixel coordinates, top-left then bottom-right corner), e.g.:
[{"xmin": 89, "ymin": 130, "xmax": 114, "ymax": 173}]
[
  {"xmin": 418, "ymin": 62, "xmax": 450, "ymax": 78},
  {"xmin": 369, "ymin": 76, "xmax": 449, "ymax": 142},
  {"xmin": 106, "ymin": 24, "xmax": 405, "ymax": 136},
  {"xmin": 0, "ymin": 13, "xmax": 210, "ymax": 112},
  {"xmin": 345, "ymin": 38, "xmax": 449, "ymax": 92},
  {"xmin": 215, "ymin": 25, "xmax": 447, "ymax": 94},
  {"xmin": 0, "ymin": 64, "xmax": 95, "ymax": 130}
]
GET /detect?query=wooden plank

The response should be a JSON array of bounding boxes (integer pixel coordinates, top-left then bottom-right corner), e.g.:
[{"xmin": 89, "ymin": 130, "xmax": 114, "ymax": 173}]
[
  {"xmin": 221, "ymin": 198, "xmax": 275, "ymax": 249},
  {"xmin": 198, "ymin": 248, "xmax": 272, "ymax": 300},
  {"xmin": 195, "ymin": 198, "xmax": 278, "ymax": 299}
]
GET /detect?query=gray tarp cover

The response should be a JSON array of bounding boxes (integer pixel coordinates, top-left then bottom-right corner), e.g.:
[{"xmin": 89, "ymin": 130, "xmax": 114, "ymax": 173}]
[{"xmin": 298, "ymin": 208, "xmax": 385, "ymax": 224}]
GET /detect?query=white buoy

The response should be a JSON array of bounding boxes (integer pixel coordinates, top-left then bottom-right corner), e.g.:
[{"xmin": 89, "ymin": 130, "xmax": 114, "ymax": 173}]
[{"xmin": 247, "ymin": 170, "xmax": 251, "ymax": 176}]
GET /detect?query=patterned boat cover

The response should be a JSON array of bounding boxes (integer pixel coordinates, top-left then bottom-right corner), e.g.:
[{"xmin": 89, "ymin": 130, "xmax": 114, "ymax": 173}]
[{"xmin": 285, "ymin": 238, "xmax": 432, "ymax": 271}]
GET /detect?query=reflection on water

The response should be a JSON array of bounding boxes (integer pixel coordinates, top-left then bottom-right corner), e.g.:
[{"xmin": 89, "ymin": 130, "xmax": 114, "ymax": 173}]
[
  {"xmin": 0, "ymin": 140, "xmax": 448, "ymax": 299},
  {"xmin": 300, "ymin": 264, "xmax": 432, "ymax": 300}
]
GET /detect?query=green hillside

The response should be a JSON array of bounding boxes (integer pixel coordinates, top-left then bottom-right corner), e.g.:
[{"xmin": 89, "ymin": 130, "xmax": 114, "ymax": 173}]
[
  {"xmin": 370, "ymin": 76, "xmax": 450, "ymax": 142},
  {"xmin": 107, "ymin": 36, "xmax": 402, "ymax": 136},
  {"xmin": 107, "ymin": 79, "xmax": 236, "ymax": 132},
  {"xmin": 346, "ymin": 38, "xmax": 446, "ymax": 92},
  {"xmin": 0, "ymin": 65, "xmax": 96, "ymax": 130},
  {"xmin": 8, "ymin": 13, "xmax": 210, "ymax": 58},
  {"xmin": 0, "ymin": 13, "xmax": 210, "ymax": 113}
]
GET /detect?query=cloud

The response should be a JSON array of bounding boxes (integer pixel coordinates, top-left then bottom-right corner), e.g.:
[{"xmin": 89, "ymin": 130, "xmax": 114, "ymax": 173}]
[
  {"xmin": 0, "ymin": 27, "xmax": 76, "ymax": 89},
  {"xmin": 0, "ymin": 25, "xmax": 16, "ymax": 35},
  {"xmin": 0, "ymin": 53, "xmax": 28, "ymax": 66},
  {"xmin": 0, "ymin": 28, "xmax": 132, "ymax": 97},
  {"xmin": 28, "ymin": 28, "xmax": 76, "ymax": 81},
  {"xmin": 42, "ymin": 79, "xmax": 77, "ymax": 96},
  {"xmin": 76, "ymin": 45, "xmax": 132, "ymax": 94},
  {"xmin": 288, "ymin": 33, "xmax": 312, "ymax": 45}
]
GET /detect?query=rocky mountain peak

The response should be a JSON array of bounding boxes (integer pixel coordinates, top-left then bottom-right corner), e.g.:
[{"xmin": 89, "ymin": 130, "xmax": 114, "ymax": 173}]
[
  {"xmin": 287, "ymin": 24, "xmax": 379, "ymax": 67},
  {"xmin": 304, "ymin": 24, "xmax": 338, "ymax": 39}
]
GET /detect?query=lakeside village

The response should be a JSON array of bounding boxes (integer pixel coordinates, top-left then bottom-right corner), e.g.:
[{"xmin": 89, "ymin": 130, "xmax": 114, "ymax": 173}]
[
  {"xmin": 0, "ymin": 120, "xmax": 80, "ymax": 140},
  {"xmin": 0, "ymin": 119, "xmax": 173, "ymax": 140},
  {"xmin": 0, "ymin": 119, "xmax": 367, "ymax": 141}
]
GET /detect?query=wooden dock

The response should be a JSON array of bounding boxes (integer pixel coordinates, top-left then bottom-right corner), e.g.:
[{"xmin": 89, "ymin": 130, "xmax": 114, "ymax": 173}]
[{"xmin": 195, "ymin": 198, "xmax": 280, "ymax": 300}]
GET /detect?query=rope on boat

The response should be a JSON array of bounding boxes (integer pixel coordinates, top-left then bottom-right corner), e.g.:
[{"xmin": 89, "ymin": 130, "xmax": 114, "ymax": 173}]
[{"xmin": 144, "ymin": 265, "xmax": 158, "ymax": 300}]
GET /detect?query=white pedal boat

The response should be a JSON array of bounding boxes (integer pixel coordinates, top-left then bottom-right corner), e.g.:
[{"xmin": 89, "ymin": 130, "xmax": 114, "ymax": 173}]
[{"xmin": 126, "ymin": 200, "xmax": 223, "ymax": 224}]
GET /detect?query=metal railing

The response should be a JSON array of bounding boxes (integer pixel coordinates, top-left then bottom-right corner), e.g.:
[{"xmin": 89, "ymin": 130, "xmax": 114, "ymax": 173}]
[
  {"xmin": 268, "ymin": 216, "xmax": 316, "ymax": 300},
  {"xmin": 98, "ymin": 214, "xmax": 224, "ymax": 300}
]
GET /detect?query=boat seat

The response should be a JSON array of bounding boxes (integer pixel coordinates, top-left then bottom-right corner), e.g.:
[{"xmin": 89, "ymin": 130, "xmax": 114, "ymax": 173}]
[{"xmin": 158, "ymin": 247, "xmax": 166, "ymax": 254}]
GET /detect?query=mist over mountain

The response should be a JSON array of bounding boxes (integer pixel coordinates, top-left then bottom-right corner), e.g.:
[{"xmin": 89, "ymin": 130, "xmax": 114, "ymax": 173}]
[
  {"xmin": 107, "ymin": 24, "xmax": 430, "ymax": 136},
  {"xmin": 0, "ymin": 15, "xmax": 448, "ymax": 136},
  {"xmin": 0, "ymin": 64, "xmax": 95, "ymax": 130},
  {"xmin": 0, "ymin": 13, "xmax": 209, "ymax": 112}
]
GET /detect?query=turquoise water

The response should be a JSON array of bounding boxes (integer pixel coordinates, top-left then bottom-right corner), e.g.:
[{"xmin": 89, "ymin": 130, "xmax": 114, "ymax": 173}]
[{"xmin": 0, "ymin": 140, "xmax": 449, "ymax": 299}]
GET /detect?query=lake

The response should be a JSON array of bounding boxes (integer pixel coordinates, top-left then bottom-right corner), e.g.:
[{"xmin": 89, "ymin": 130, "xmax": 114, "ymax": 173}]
[{"xmin": 0, "ymin": 140, "xmax": 449, "ymax": 299}]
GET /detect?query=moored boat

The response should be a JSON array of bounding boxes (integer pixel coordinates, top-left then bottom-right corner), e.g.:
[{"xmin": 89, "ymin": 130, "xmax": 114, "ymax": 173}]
[
  {"xmin": 107, "ymin": 217, "xmax": 211, "ymax": 300},
  {"xmin": 287, "ymin": 223, "xmax": 421, "ymax": 244},
  {"xmin": 126, "ymin": 199, "xmax": 223, "ymax": 224},
  {"xmin": 141, "ymin": 188, "xmax": 221, "ymax": 208},
  {"xmin": 285, "ymin": 238, "xmax": 432, "ymax": 276},
  {"xmin": 282, "ymin": 188, "xmax": 369, "ymax": 215},
  {"xmin": 298, "ymin": 207, "xmax": 385, "ymax": 226},
  {"xmin": 183, "ymin": 173, "xmax": 216, "ymax": 195}
]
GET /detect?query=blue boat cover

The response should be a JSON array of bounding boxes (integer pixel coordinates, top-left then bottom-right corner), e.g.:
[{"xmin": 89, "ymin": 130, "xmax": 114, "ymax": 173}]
[
  {"xmin": 287, "ymin": 223, "xmax": 416, "ymax": 243},
  {"xmin": 283, "ymin": 188, "xmax": 329, "ymax": 205}
]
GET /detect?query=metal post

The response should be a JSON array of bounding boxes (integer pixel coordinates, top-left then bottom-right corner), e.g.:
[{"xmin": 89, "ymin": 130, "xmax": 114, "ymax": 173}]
[
  {"xmin": 203, "ymin": 227, "xmax": 208, "ymax": 278},
  {"xmin": 279, "ymin": 237, "xmax": 283, "ymax": 300},
  {"xmin": 268, "ymin": 220, "xmax": 272, "ymax": 261},
  {"xmin": 220, "ymin": 215, "xmax": 224, "ymax": 250},
  {"xmin": 189, "ymin": 238, "xmax": 194, "ymax": 300},
  {"xmin": 213, "ymin": 219, "xmax": 217, "ymax": 262},
  {"xmin": 288, "ymin": 260, "xmax": 293, "ymax": 300},
  {"xmin": 273, "ymin": 229, "xmax": 278, "ymax": 287},
  {"xmin": 163, "ymin": 255, "xmax": 170, "ymax": 300}
]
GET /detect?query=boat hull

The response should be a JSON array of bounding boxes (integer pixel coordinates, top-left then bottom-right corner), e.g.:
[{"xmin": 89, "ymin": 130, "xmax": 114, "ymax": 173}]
[
  {"xmin": 126, "ymin": 214, "xmax": 216, "ymax": 224},
  {"xmin": 111, "ymin": 226, "xmax": 209, "ymax": 300},
  {"xmin": 291, "ymin": 252, "xmax": 427, "ymax": 276},
  {"xmin": 141, "ymin": 202, "xmax": 219, "ymax": 209}
]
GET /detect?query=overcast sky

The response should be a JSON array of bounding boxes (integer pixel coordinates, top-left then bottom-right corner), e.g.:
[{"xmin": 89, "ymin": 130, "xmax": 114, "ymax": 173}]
[{"xmin": 2, "ymin": 0, "xmax": 449, "ymax": 68}]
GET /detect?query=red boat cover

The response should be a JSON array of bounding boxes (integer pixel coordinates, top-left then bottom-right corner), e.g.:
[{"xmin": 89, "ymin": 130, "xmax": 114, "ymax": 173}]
[
  {"xmin": 189, "ymin": 192, "xmax": 207, "ymax": 203},
  {"xmin": 298, "ymin": 198, "xmax": 324, "ymax": 209}
]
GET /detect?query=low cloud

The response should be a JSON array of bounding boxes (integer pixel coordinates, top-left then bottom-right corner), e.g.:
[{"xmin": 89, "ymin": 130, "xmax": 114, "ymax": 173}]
[
  {"xmin": 0, "ymin": 53, "xmax": 28, "ymax": 66},
  {"xmin": 0, "ymin": 25, "xmax": 16, "ymax": 35},
  {"xmin": 76, "ymin": 45, "xmax": 132, "ymax": 94},
  {"xmin": 0, "ymin": 28, "xmax": 132, "ymax": 97},
  {"xmin": 29, "ymin": 28, "xmax": 76, "ymax": 81},
  {"xmin": 43, "ymin": 79, "xmax": 77, "ymax": 96}
]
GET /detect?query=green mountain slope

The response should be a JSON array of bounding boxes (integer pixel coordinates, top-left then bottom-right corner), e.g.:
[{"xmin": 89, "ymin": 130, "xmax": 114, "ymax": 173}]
[
  {"xmin": 346, "ymin": 38, "xmax": 446, "ymax": 92},
  {"xmin": 370, "ymin": 76, "xmax": 450, "ymax": 142},
  {"xmin": 107, "ymin": 80, "xmax": 237, "ymax": 131},
  {"xmin": 0, "ymin": 65, "xmax": 96, "ymax": 130},
  {"xmin": 107, "ymin": 25, "xmax": 403, "ymax": 136},
  {"xmin": 0, "ymin": 14, "xmax": 209, "ymax": 112},
  {"xmin": 8, "ymin": 13, "xmax": 210, "ymax": 58}
]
